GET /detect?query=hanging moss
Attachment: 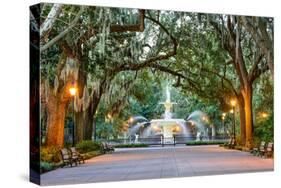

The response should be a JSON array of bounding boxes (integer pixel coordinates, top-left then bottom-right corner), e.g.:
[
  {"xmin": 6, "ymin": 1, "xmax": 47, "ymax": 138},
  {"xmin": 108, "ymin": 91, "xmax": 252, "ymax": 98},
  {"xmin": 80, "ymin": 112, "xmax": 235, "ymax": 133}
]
[
  {"xmin": 53, "ymin": 75, "xmax": 59, "ymax": 95},
  {"xmin": 82, "ymin": 86, "xmax": 90, "ymax": 111},
  {"xmin": 44, "ymin": 79, "xmax": 50, "ymax": 101}
]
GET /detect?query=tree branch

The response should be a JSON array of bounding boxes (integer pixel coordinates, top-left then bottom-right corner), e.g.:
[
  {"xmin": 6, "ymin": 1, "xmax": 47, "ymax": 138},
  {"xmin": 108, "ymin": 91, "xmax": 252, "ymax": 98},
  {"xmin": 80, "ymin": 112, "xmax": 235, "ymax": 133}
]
[
  {"xmin": 111, "ymin": 13, "xmax": 178, "ymax": 73},
  {"xmin": 240, "ymin": 16, "xmax": 274, "ymax": 77},
  {"xmin": 200, "ymin": 67, "xmax": 239, "ymax": 98},
  {"xmin": 40, "ymin": 4, "xmax": 63, "ymax": 40},
  {"xmin": 41, "ymin": 6, "xmax": 86, "ymax": 52},
  {"xmin": 77, "ymin": 9, "xmax": 145, "ymax": 50}
]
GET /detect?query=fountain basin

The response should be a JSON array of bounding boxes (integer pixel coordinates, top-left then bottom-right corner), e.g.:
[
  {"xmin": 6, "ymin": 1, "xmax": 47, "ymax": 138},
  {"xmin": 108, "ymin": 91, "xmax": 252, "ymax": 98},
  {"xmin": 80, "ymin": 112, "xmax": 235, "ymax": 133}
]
[{"xmin": 149, "ymin": 119, "xmax": 188, "ymax": 143}]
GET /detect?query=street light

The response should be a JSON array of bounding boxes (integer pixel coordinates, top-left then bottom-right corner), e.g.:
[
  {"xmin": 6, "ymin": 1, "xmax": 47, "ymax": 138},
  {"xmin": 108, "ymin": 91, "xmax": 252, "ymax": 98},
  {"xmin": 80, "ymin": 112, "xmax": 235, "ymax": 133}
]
[
  {"xmin": 69, "ymin": 85, "xmax": 77, "ymax": 147},
  {"xmin": 230, "ymin": 99, "xmax": 236, "ymax": 107},
  {"xmin": 129, "ymin": 117, "xmax": 134, "ymax": 123},
  {"xmin": 202, "ymin": 116, "xmax": 208, "ymax": 122},
  {"xmin": 69, "ymin": 87, "xmax": 77, "ymax": 96},
  {"xmin": 230, "ymin": 99, "xmax": 236, "ymax": 144},
  {"xmin": 261, "ymin": 112, "xmax": 269, "ymax": 119},
  {"xmin": 222, "ymin": 113, "xmax": 226, "ymax": 139},
  {"xmin": 107, "ymin": 113, "xmax": 112, "ymax": 120}
]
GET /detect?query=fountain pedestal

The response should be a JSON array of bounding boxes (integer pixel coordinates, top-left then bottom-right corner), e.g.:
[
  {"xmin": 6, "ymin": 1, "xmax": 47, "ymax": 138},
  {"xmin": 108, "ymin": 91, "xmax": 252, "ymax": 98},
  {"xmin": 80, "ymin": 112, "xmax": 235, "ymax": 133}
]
[{"xmin": 150, "ymin": 119, "xmax": 187, "ymax": 143}]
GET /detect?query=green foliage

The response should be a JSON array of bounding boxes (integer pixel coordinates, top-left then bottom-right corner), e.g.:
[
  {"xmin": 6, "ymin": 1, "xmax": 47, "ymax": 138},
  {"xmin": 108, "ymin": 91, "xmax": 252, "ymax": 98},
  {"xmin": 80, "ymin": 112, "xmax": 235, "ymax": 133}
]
[
  {"xmin": 82, "ymin": 150, "xmax": 102, "ymax": 160},
  {"xmin": 186, "ymin": 140, "xmax": 226, "ymax": 145},
  {"xmin": 76, "ymin": 140, "xmax": 101, "ymax": 153},
  {"xmin": 114, "ymin": 143, "xmax": 149, "ymax": 148},
  {"xmin": 40, "ymin": 162, "xmax": 55, "ymax": 173},
  {"xmin": 40, "ymin": 4, "xmax": 273, "ymax": 145},
  {"xmin": 254, "ymin": 114, "xmax": 273, "ymax": 143},
  {"xmin": 40, "ymin": 146, "xmax": 61, "ymax": 163}
]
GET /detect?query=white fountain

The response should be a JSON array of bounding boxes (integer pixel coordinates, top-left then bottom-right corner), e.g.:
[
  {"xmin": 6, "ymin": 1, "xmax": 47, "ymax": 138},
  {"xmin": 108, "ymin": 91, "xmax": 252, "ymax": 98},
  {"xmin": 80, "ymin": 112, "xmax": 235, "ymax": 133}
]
[
  {"xmin": 149, "ymin": 86, "xmax": 188, "ymax": 143},
  {"xmin": 127, "ymin": 86, "xmax": 212, "ymax": 143}
]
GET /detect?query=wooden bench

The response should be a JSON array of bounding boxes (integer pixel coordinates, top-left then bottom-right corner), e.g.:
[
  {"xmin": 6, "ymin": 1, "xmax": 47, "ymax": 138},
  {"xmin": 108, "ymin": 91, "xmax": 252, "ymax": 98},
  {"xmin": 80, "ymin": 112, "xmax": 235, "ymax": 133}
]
[
  {"xmin": 224, "ymin": 137, "xmax": 235, "ymax": 149},
  {"xmin": 101, "ymin": 142, "xmax": 114, "ymax": 154},
  {"xmin": 265, "ymin": 142, "xmax": 274, "ymax": 158},
  {"xmin": 69, "ymin": 147, "xmax": 85, "ymax": 164},
  {"xmin": 60, "ymin": 148, "xmax": 77, "ymax": 167},
  {"xmin": 252, "ymin": 141, "xmax": 266, "ymax": 157}
]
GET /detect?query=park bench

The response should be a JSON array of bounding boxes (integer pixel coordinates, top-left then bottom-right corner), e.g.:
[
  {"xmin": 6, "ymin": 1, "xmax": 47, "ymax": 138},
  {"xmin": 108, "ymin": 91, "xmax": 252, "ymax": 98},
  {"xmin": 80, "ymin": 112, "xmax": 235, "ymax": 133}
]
[
  {"xmin": 224, "ymin": 137, "xmax": 235, "ymax": 149},
  {"xmin": 60, "ymin": 148, "xmax": 77, "ymax": 167},
  {"xmin": 265, "ymin": 142, "xmax": 274, "ymax": 158},
  {"xmin": 101, "ymin": 142, "xmax": 114, "ymax": 154},
  {"xmin": 69, "ymin": 147, "xmax": 85, "ymax": 164},
  {"xmin": 252, "ymin": 141, "xmax": 266, "ymax": 157}
]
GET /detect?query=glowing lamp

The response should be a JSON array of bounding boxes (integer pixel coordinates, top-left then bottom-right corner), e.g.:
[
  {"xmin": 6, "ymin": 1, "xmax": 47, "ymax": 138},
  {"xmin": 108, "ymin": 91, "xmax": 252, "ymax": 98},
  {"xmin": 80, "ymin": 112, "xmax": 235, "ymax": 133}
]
[
  {"xmin": 107, "ymin": 113, "xmax": 112, "ymax": 119},
  {"xmin": 202, "ymin": 116, "xmax": 207, "ymax": 121},
  {"xmin": 69, "ymin": 87, "xmax": 77, "ymax": 96},
  {"xmin": 129, "ymin": 117, "xmax": 134, "ymax": 123},
  {"xmin": 261, "ymin": 112, "xmax": 268, "ymax": 118},
  {"xmin": 230, "ymin": 99, "xmax": 236, "ymax": 107}
]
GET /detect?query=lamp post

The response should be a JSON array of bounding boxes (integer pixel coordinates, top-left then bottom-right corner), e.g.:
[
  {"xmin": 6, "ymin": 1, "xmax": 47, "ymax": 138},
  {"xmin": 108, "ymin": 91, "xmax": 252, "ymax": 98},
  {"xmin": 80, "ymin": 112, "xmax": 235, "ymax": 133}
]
[
  {"xmin": 230, "ymin": 99, "xmax": 236, "ymax": 144},
  {"xmin": 69, "ymin": 85, "xmax": 77, "ymax": 147},
  {"xmin": 261, "ymin": 112, "xmax": 269, "ymax": 119},
  {"xmin": 129, "ymin": 117, "xmax": 134, "ymax": 124},
  {"xmin": 222, "ymin": 113, "xmax": 226, "ymax": 139}
]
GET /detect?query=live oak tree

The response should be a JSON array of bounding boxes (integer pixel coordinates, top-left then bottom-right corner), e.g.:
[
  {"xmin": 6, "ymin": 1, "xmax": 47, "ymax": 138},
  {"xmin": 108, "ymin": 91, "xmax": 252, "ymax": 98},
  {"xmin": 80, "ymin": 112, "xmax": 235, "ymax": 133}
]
[
  {"xmin": 240, "ymin": 17, "xmax": 274, "ymax": 78},
  {"xmin": 38, "ymin": 4, "xmax": 273, "ymax": 149},
  {"xmin": 146, "ymin": 13, "xmax": 272, "ymax": 148},
  {"xmin": 209, "ymin": 15, "xmax": 271, "ymax": 148},
  {"xmin": 40, "ymin": 5, "xmax": 178, "ymax": 147},
  {"xmin": 73, "ymin": 8, "xmax": 179, "ymax": 142}
]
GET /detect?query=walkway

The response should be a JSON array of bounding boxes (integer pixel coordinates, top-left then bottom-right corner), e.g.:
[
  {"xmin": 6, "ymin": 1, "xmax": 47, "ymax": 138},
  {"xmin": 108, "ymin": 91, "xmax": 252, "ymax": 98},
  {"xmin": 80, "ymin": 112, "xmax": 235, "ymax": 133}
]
[{"xmin": 41, "ymin": 145, "xmax": 273, "ymax": 185}]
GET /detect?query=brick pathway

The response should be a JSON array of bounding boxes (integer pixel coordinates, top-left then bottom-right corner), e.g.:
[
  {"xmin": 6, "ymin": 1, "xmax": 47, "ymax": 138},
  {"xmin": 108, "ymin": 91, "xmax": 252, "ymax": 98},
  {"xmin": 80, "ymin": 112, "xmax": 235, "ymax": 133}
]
[{"xmin": 41, "ymin": 145, "xmax": 273, "ymax": 185}]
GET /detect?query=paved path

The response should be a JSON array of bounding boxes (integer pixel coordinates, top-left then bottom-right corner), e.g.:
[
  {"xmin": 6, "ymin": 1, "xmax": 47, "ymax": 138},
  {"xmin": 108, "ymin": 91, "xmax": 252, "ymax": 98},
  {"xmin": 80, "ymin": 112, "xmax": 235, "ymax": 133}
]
[{"xmin": 41, "ymin": 145, "xmax": 273, "ymax": 185}]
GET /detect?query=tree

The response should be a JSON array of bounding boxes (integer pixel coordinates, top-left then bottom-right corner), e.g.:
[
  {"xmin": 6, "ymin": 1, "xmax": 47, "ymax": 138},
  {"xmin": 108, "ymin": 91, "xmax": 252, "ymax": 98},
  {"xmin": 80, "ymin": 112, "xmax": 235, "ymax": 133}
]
[
  {"xmin": 240, "ymin": 17, "xmax": 274, "ymax": 77},
  {"xmin": 143, "ymin": 13, "xmax": 272, "ymax": 148},
  {"xmin": 40, "ymin": 5, "xmax": 179, "ymax": 147},
  {"xmin": 209, "ymin": 15, "xmax": 270, "ymax": 148}
]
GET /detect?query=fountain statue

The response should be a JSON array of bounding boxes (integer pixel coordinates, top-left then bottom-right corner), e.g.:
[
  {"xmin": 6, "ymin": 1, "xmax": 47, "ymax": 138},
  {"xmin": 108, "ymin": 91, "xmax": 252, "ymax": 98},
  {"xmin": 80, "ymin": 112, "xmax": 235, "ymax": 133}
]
[
  {"xmin": 134, "ymin": 134, "xmax": 139, "ymax": 143},
  {"xmin": 125, "ymin": 85, "xmax": 189, "ymax": 143},
  {"xmin": 127, "ymin": 85, "xmax": 211, "ymax": 143},
  {"xmin": 159, "ymin": 86, "xmax": 177, "ymax": 119}
]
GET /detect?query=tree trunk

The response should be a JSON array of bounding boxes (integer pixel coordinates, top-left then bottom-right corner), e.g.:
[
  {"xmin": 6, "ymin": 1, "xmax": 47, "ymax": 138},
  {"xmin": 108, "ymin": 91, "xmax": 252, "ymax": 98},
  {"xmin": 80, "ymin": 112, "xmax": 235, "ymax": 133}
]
[
  {"xmin": 74, "ymin": 59, "xmax": 87, "ymax": 143},
  {"xmin": 46, "ymin": 92, "xmax": 67, "ymax": 148},
  {"xmin": 74, "ymin": 93, "xmax": 101, "ymax": 141},
  {"xmin": 74, "ymin": 111, "xmax": 85, "ymax": 143},
  {"xmin": 74, "ymin": 107, "xmax": 93, "ymax": 142},
  {"xmin": 237, "ymin": 96, "xmax": 246, "ymax": 145},
  {"xmin": 84, "ymin": 104, "xmax": 94, "ymax": 140},
  {"xmin": 242, "ymin": 86, "xmax": 253, "ymax": 149},
  {"xmin": 84, "ymin": 96, "xmax": 100, "ymax": 140},
  {"xmin": 92, "ymin": 117, "xmax": 97, "ymax": 141}
]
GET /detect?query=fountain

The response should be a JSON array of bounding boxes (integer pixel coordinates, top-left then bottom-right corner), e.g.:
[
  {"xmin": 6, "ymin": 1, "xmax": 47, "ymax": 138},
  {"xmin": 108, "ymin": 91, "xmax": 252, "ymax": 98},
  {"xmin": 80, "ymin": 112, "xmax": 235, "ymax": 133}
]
[
  {"xmin": 127, "ymin": 85, "xmax": 215, "ymax": 144},
  {"xmin": 186, "ymin": 110, "xmax": 214, "ymax": 140},
  {"xmin": 128, "ymin": 85, "xmax": 191, "ymax": 143}
]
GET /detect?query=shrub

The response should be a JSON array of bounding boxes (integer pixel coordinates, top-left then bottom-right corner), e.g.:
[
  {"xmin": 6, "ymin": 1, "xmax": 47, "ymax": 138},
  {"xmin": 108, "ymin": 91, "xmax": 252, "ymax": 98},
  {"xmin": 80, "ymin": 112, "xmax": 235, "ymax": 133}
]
[
  {"xmin": 83, "ymin": 150, "xmax": 102, "ymax": 160},
  {"xmin": 186, "ymin": 140, "xmax": 226, "ymax": 146},
  {"xmin": 234, "ymin": 145, "xmax": 243, "ymax": 150},
  {"xmin": 40, "ymin": 162, "xmax": 55, "ymax": 173},
  {"xmin": 76, "ymin": 140, "xmax": 101, "ymax": 153},
  {"xmin": 114, "ymin": 143, "xmax": 149, "ymax": 148},
  {"xmin": 40, "ymin": 146, "xmax": 61, "ymax": 163},
  {"xmin": 254, "ymin": 114, "xmax": 273, "ymax": 143}
]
